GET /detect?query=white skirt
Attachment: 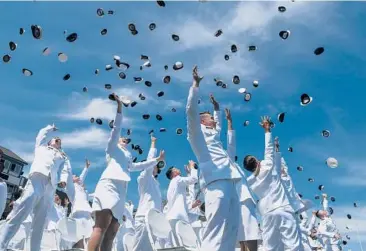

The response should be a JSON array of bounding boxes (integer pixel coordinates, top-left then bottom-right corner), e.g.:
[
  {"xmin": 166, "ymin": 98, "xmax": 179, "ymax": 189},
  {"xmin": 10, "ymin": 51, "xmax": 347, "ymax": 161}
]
[
  {"xmin": 237, "ymin": 199, "xmax": 261, "ymax": 241},
  {"xmin": 92, "ymin": 179, "xmax": 127, "ymax": 224}
]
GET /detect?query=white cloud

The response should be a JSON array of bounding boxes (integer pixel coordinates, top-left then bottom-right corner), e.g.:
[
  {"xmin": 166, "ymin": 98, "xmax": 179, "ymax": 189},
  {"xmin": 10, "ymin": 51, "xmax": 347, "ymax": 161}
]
[{"xmin": 61, "ymin": 127, "xmax": 110, "ymax": 150}]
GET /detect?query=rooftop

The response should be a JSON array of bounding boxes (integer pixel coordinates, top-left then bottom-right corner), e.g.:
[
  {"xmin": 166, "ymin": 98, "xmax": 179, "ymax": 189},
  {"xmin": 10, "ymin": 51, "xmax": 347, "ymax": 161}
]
[{"xmin": 0, "ymin": 146, "xmax": 28, "ymax": 166}]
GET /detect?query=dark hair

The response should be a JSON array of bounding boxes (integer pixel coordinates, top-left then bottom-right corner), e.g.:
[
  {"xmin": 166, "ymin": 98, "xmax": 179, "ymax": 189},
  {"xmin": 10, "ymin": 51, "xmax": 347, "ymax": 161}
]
[
  {"xmin": 243, "ymin": 155, "xmax": 258, "ymax": 172},
  {"xmin": 315, "ymin": 210, "xmax": 321, "ymax": 218},
  {"xmin": 166, "ymin": 167, "xmax": 175, "ymax": 180},
  {"xmin": 199, "ymin": 111, "xmax": 211, "ymax": 116}
]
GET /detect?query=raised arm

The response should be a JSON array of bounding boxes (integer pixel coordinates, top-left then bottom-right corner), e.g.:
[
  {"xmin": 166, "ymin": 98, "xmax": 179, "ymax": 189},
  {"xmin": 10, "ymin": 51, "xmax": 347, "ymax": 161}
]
[
  {"xmin": 106, "ymin": 93, "xmax": 123, "ymax": 153},
  {"xmin": 322, "ymin": 194, "xmax": 329, "ymax": 211},
  {"xmin": 79, "ymin": 159, "xmax": 91, "ymax": 184},
  {"xmin": 225, "ymin": 108, "xmax": 236, "ymax": 161},
  {"xmin": 139, "ymin": 136, "xmax": 158, "ymax": 179},
  {"xmin": 261, "ymin": 116, "xmax": 274, "ymax": 163},
  {"xmin": 60, "ymin": 158, "xmax": 72, "ymax": 187},
  {"xmin": 186, "ymin": 66, "xmax": 211, "ymax": 163},
  {"xmin": 35, "ymin": 124, "xmax": 57, "ymax": 148},
  {"xmin": 130, "ymin": 150, "xmax": 164, "ymax": 172},
  {"xmin": 179, "ymin": 161, "xmax": 198, "ymax": 185},
  {"xmin": 281, "ymin": 157, "xmax": 289, "ymax": 177},
  {"xmin": 210, "ymin": 95, "xmax": 221, "ymax": 134}
]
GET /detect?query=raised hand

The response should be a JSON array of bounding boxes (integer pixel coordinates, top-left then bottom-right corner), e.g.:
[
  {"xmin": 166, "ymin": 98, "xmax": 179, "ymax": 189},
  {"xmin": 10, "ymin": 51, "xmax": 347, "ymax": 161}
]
[
  {"xmin": 85, "ymin": 158, "xmax": 91, "ymax": 169},
  {"xmin": 225, "ymin": 108, "xmax": 232, "ymax": 121},
  {"xmin": 157, "ymin": 150, "xmax": 165, "ymax": 162},
  {"xmin": 192, "ymin": 200, "xmax": 202, "ymax": 208},
  {"xmin": 51, "ymin": 123, "xmax": 58, "ymax": 131},
  {"xmin": 274, "ymin": 136, "xmax": 280, "ymax": 152},
  {"xmin": 210, "ymin": 94, "xmax": 219, "ymax": 111},
  {"xmin": 151, "ymin": 134, "xmax": 157, "ymax": 142},
  {"xmin": 192, "ymin": 65, "xmax": 204, "ymax": 87},
  {"xmin": 259, "ymin": 116, "xmax": 272, "ymax": 131}
]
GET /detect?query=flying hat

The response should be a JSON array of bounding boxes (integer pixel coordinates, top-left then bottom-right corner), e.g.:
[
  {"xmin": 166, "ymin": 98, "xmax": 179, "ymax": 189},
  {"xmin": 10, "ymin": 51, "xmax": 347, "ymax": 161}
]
[
  {"xmin": 326, "ymin": 157, "xmax": 338, "ymax": 168},
  {"xmin": 173, "ymin": 61, "xmax": 183, "ymax": 70},
  {"xmin": 279, "ymin": 30, "xmax": 290, "ymax": 40},
  {"xmin": 300, "ymin": 93, "xmax": 313, "ymax": 106},
  {"xmin": 314, "ymin": 47, "xmax": 325, "ymax": 55}
]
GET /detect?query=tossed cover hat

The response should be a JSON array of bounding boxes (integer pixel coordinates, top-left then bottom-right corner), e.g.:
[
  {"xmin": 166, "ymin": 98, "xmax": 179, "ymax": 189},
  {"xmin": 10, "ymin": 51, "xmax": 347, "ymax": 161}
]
[
  {"xmin": 288, "ymin": 146, "xmax": 293, "ymax": 152},
  {"xmin": 232, "ymin": 75, "xmax": 240, "ymax": 84},
  {"xmin": 278, "ymin": 6, "xmax": 286, "ymax": 12},
  {"xmin": 176, "ymin": 128, "xmax": 183, "ymax": 135},
  {"xmin": 172, "ymin": 34, "xmax": 180, "ymax": 41},
  {"xmin": 66, "ymin": 32, "xmax": 78, "ymax": 42},
  {"xmin": 214, "ymin": 78, "xmax": 223, "ymax": 87},
  {"xmin": 100, "ymin": 29, "xmax": 108, "ymax": 35},
  {"xmin": 163, "ymin": 75, "xmax": 171, "ymax": 84},
  {"xmin": 143, "ymin": 114, "xmax": 150, "ymax": 120},
  {"xmin": 314, "ymin": 47, "xmax": 324, "ymax": 55},
  {"xmin": 330, "ymin": 196, "xmax": 336, "ymax": 202},
  {"xmin": 243, "ymin": 120, "xmax": 250, "ymax": 126},
  {"xmin": 31, "ymin": 25, "xmax": 42, "ymax": 39},
  {"xmin": 96, "ymin": 118, "xmax": 103, "ymax": 125},
  {"xmin": 297, "ymin": 166, "xmax": 303, "ymax": 171},
  {"xmin": 156, "ymin": 114, "xmax": 163, "ymax": 121},
  {"xmin": 231, "ymin": 44, "xmax": 238, "ymax": 53},
  {"xmin": 318, "ymin": 185, "xmax": 324, "ymax": 191},
  {"xmin": 3, "ymin": 54, "xmax": 11, "ymax": 63},
  {"xmin": 347, "ymin": 214, "xmax": 352, "ymax": 219},
  {"xmin": 105, "ymin": 84, "xmax": 112, "ymax": 90},
  {"xmin": 278, "ymin": 112, "xmax": 285, "ymax": 123},
  {"xmin": 244, "ymin": 93, "xmax": 252, "ymax": 102},
  {"xmin": 253, "ymin": 80, "xmax": 259, "ymax": 87},
  {"xmin": 157, "ymin": 160, "xmax": 166, "ymax": 169},
  {"xmin": 128, "ymin": 23, "xmax": 136, "ymax": 32},
  {"xmin": 214, "ymin": 29, "xmax": 223, "ymax": 37},
  {"xmin": 248, "ymin": 45, "xmax": 257, "ymax": 51},
  {"xmin": 308, "ymin": 178, "xmax": 314, "ymax": 182},
  {"xmin": 58, "ymin": 53, "xmax": 68, "ymax": 63},
  {"xmin": 157, "ymin": 0, "xmax": 166, "ymax": 7},
  {"xmin": 279, "ymin": 30, "xmax": 290, "ymax": 40},
  {"xmin": 19, "ymin": 28, "xmax": 25, "ymax": 35},
  {"xmin": 326, "ymin": 157, "xmax": 338, "ymax": 168},
  {"xmin": 322, "ymin": 130, "xmax": 330, "ymax": 137},
  {"xmin": 9, "ymin": 42, "xmax": 17, "ymax": 51},
  {"xmin": 157, "ymin": 91, "xmax": 164, "ymax": 97},
  {"xmin": 238, "ymin": 88, "xmax": 246, "ymax": 94},
  {"xmin": 97, "ymin": 8, "xmax": 104, "ymax": 17},
  {"xmin": 116, "ymin": 61, "xmax": 130, "ymax": 70},
  {"xmin": 149, "ymin": 23, "xmax": 156, "ymax": 31},
  {"xmin": 134, "ymin": 77, "xmax": 143, "ymax": 83},
  {"xmin": 300, "ymin": 93, "xmax": 313, "ymax": 106},
  {"xmin": 119, "ymin": 72, "xmax": 126, "ymax": 79},
  {"xmin": 109, "ymin": 120, "xmax": 114, "ymax": 129},
  {"xmin": 63, "ymin": 74, "xmax": 71, "ymax": 81},
  {"xmin": 173, "ymin": 61, "xmax": 183, "ymax": 70},
  {"xmin": 224, "ymin": 54, "xmax": 229, "ymax": 61},
  {"xmin": 145, "ymin": 81, "xmax": 152, "ymax": 87},
  {"xmin": 42, "ymin": 47, "xmax": 51, "ymax": 56},
  {"xmin": 90, "ymin": 118, "xmax": 95, "ymax": 123},
  {"xmin": 22, "ymin": 68, "xmax": 33, "ymax": 76},
  {"xmin": 130, "ymin": 101, "xmax": 137, "ymax": 107},
  {"xmin": 83, "ymin": 87, "xmax": 88, "ymax": 92}
]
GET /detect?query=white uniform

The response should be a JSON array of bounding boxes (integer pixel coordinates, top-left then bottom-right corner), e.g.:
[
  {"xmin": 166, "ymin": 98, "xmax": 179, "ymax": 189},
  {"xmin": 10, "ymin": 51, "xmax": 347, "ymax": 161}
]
[
  {"xmin": 71, "ymin": 167, "xmax": 92, "ymax": 219},
  {"xmin": 0, "ymin": 124, "xmax": 70, "ymax": 251},
  {"xmin": 132, "ymin": 147, "xmax": 162, "ymax": 251},
  {"xmin": 92, "ymin": 111, "xmax": 159, "ymax": 224},
  {"xmin": 166, "ymin": 168, "xmax": 198, "ymax": 245},
  {"xmin": 247, "ymin": 133, "xmax": 302, "ymax": 251},
  {"xmin": 60, "ymin": 159, "xmax": 75, "ymax": 204},
  {"xmin": 124, "ymin": 202, "xmax": 135, "ymax": 232},
  {"xmin": 318, "ymin": 197, "xmax": 341, "ymax": 251},
  {"xmin": 186, "ymin": 86, "xmax": 242, "ymax": 251},
  {"xmin": 186, "ymin": 180, "xmax": 203, "ymax": 224},
  {"xmin": 6, "ymin": 209, "xmax": 32, "ymax": 251},
  {"xmin": 281, "ymin": 157, "xmax": 305, "ymax": 213},
  {"xmin": 227, "ymin": 130, "xmax": 260, "ymax": 242},
  {"xmin": 299, "ymin": 212, "xmax": 317, "ymax": 251},
  {"xmin": 0, "ymin": 180, "xmax": 7, "ymax": 217}
]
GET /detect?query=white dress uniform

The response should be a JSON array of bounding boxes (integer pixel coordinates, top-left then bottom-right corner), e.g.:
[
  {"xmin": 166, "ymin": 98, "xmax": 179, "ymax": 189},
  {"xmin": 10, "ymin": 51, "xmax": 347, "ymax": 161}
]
[
  {"xmin": 186, "ymin": 180, "xmax": 203, "ymax": 224},
  {"xmin": 227, "ymin": 130, "xmax": 261, "ymax": 242},
  {"xmin": 92, "ymin": 111, "xmax": 159, "ymax": 224},
  {"xmin": 60, "ymin": 159, "xmax": 75, "ymax": 204},
  {"xmin": 132, "ymin": 147, "xmax": 162, "ymax": 251},
  {"xmin": 0, "ymin": 179, "xmax": 7, "ymax": 218},
  {"xmin": 166, "ymin": 168, "xmax": 198, "ymax": 245},
  {"xmin": 247, "ymin": 132, "xmax": 302, "ymax": 251},
  {"xmin": 0, "ymin": 124, "xmax": 70, "ymax": 251},
  {"xmin": 124, "ymin": 202, "xmax": 135, "ymax": 232},
  {"xmin": 71, "ymin": 167, "xmax": 92, "ymax": 219},
  {"xmin": 186, "ymin": 86, "xmax": 243, "ymax": 251},
  {"xmin": 6, "ymin": 209, "xmax": 32, "ymax": 251},
  {"xmin": 318, "ymin": 197, "xmax": 341, "ymax": 251},
  {"xmin": 299, "ymin": 212, "xmax": 317, "ymax": 251},
  {"xmin": 280, "ymin": 157, "xmax": 305, "ymax": 213}
]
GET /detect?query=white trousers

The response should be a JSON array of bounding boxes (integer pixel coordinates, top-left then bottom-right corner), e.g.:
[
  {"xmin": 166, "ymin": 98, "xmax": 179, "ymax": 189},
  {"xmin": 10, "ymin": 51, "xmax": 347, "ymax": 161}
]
[
  {"xmin": 325, "ymin": 244, "xmax": 341, "ymax": 251},
  {"xmin": 0, "ymin": 173, "xmax": 54, "ymax": 251},
  {"xmin": 201, "ymin": 180, "xmax": 240, "ymax": 251},
  {"xmin": 132, "ymin": 216, "xmax": 154, "ymax": 251},
  {"xmin": 237, "ymin": 199, "xmax": 261, "ymax": 242},
  {"xmin": 0, "ymin": 181, "xmax": 7, "ymax": 217},
  {"xmin": 262, "ymin": 207, "xmax": 303, "ymax": 251}
]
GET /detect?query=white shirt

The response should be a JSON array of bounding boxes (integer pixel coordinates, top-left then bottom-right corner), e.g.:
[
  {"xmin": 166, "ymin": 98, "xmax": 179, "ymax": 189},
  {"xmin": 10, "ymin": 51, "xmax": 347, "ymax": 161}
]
[
  {"xmin": 227, "ymin": 130, "xmax": 255, "ymax": 203},
  {"xmin": 186, "ymin": 176, "xmax": 203, "ymax": 223},
  {"xmin": 29, "ymin": 125, "xmax": 69, "ymax": 187},
  {"xmin": 124, "ymin": 202, "xmax": 135, "ymax": 230},
  {"xmin": 71, "ymin": 167, "xmax": 92, "ymax": 215},
  {"xmin": 60, "ymin": 159, "xmax": 75, "ymax": 203},
  {"xmin": 318, "ymin": 198, "xmax": 340, "ymax": 245},
  {"xmin": 186, "ymin": 87, "xmax": 242, "ymax": 189},
  {"xmin": 247, "ymin": 132, "xmax": 292, "ymax": 215},
  {"xmin": 135, "ymin": 148, "xmax": 162, "ymax": 218},
  {"xmin": 100, "ymin": 112, "xmax": 159, "ymax": 181},
  {"xmin": 45, "ymin": 203, "xmax": 67, "ymax": 231},
  {"xmin": 166, "ymin": 169, "xmax": 198, "ymax": 222},
  {"xmin": 281, "ymin": 157, "xmax": 305, "ymax": 212}
]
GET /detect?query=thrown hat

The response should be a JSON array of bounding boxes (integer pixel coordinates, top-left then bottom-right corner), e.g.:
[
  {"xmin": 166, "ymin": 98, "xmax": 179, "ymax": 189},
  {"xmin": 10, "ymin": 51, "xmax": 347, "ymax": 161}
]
[
  {"xmin": 163, "ymin": 75, "xmax": 171, "ymax": 84},
  {"xmin": 120, "ymin": 96, "xmax": 132, "ymax": 106},
  {"xmin": 173, "ymin": 61, "xmax": 183, "ymax": 70},
  {"xmin": 354, "ymin": 202, "xmax": 358, "ymax": 207},
  {"xmin": 66, "ymin": 32, "xmax": 78, "ymax": 42},
  {"xmin": 278, "ymin": 6, "xmax": 286, "ymax": 12},
  {"xmin": 127, "ymin": 129, "xmax": 131, "ymax": 135},
  {"xmin": 95, "ymin": 69, "xmax": 100, "ymax": 75},
  {"xmin": 157, "ymin": 161, "xmax": 166, "ymax": 169},
  {"xmin": 157, "ymin": 0, "xmax": 166, "ymax": 7},
  {"xmin": 83, "ymin": 87, "xmax": 88, "ymax": 92},
  {"xmin": 63, "ymin": 73, "xmax": 71, "ymax": 81},
  {"xmin": 96, "ymin": 118, "xmax": 103, "ymax": 125},
  {"xmin": 157, "ymin": 91, "xmax": 164, "ymax": 97},
  {"xmin": 172, "ymin": 34, "xmax": 180, "ymax": 41},
  {"xmin": 238, "ymin": 88, "xmax": 246, "ymax": 94},
  {"xmin": 164, "ymin": 65, "xmax": 168, "ymax": 70},
  {"xmin": 253, "ymin": 80, "xmax": 259, "ymax": 87},
  {"xmin": 58, "ymin": 53, "xmax": 68, "ymax": 63},
  {"xmin": 116, "ymin": 61, "xmax": 130, "ymax": 70},
  {"xmin": 248, "ymin": 45, "xmax": 257, "ymax": 51},
  {"xmin": 133, "ymin": 157, "xmax": 138, "ymax": 163},
  {"xmin": 243, "ymin": 120, "xmax": 250, "ymax": 126},
  {"xmin": 171, "ymin": 108, "xmax": 176, "ymax": 112},
  {"xmin": 149, "ymin": 23, "xmax": 156, "ymax": 31},
  {"xmin": 244, "ymin": 93, "xmax": 252, "ymax": 102},
  {"xmin": 130, "ymin": 101, "xmax": 137, "ymax": 107},
  {"xmin": 214, "ymin": 29, "xmax": 223, "ymax": 37},
  {"xmin": 156, "ymin": 114, "xmax": 163, "ymax": 121},
  {"xmin": 300, "ymin": 93, "xmax": 313, "ymax": 106},
  {"xmin": 31, "ymin": 25, "xmax": 42, "ymax": 39},
  {"xmin": 314, "ymin": 47, "xmax": 324, "ymax": 55},
  {"xmin": 279, "ymin": 30, "xmax": 290, "ymax": 40},
  {"xmin": 145, "ymin": 81, "xmax": 152, "ymax": 87},
  {"xmin": 9, "ymin": 42, "xmax": 17, "ymax": 51},
  {"xmin": 278, "ymin": 113, "xmax": 285, "ymax": 123},
  {"xmin": 105, "ymin": 84, "xmax": 112, "ymax": 89},
  {"xmin": 322, "ymin": 130, "xmax": 330, "ymax": 138},
  {"xmin": 22, "ymin": 68, "xmax": 33, "ymax": 77},
  {"xmin": 288, "ymin": 146, "xmax": 293, "ymax": 152},
  {"xmin": 140, "ymin": 61, "xmax": 151, "ymax": 70},
  {"xmin": 19, "ymin": 28, "xmax": 25, "ymax": 35},
  {"xmin": 176, "ymin": 128, "xmax": 183, "ymax": 135},
  {"xmin": 142, "ymin": 114, "xmax": 150, "ymax": 120},
  {"xmin": 100, "ymin": 29, "xmax": 108, "ymax": 35},
  {"xmin": 138, "ymin": 148, "xmax": 143, "ymax": 155},
  {"xmin": 159, "ymin": 128, "xmax": 166, "ymax": 132},
  {"xmin": 222, "ymin": 83, "xmax": 227, "ymax": 89},
  {"xmin": 231, "ymin": 44, "xmax": 238, "ymax": 53},
  {"xmin": 330, "ymin": 196, "xmax": 336, "ymax": 202},
  {"xmin": 314, "ymin": 195, "xmax": 320, "ymax": 200},
  {"xmin": 42, "ymin": 47, "xmax": 51, "ymax": 56},
  {"xmin": 119, "ymin": 72, "xmax": 126, "ymax": 79},
  {"xmin": 326, "ymin": 157, "xmax": 338, "ymax": 168},
  {"xmin": 109, "ymin": 120, "xmax": 114, "ymax": 129},
  {"xmin": 3, "ymin": 54, "xmax": 11, "ymax": 63},
  {"xmin": 134, "ymin": 77, "xmax": 143, "ymax": 83},
  {"xmin": 232, "ymin": 75, "xmax": 240, "ymax": 84},
  {"xmin": 97, "ymin": 8, "xmax": 104, "ymax": 17},
  {"xmin": 297, "ymin": 166, "xmax": 303, "ymax": 171},
  {"xmin": 128, "ymin": 23, "xmax": 136, "ymax": 32},
  {"xmin": 214, "ymin": 78, "xmax": 223, "ymax": 87},
  {"xmin": 141, "ymin": 55, "xmax": 149, "ymax": 61},
  {"xmin": 347, "ymin": 214, "xmax": 352, "ymax": 219},
  {"xmin": 90, "ymin": 118, "xmax": 95, "ymax": 123},
  {"xmin": 108, "ymin": 94, "xmax": 116, "ymax": 101},
  {"xmin": 108, "ymin": 10, "xmax": 114, "ymax": 15},
  {"xmin": 131, "ymin": 30, "xmax": 138, "ymax": 35},
  {"xmin": 224, "ymin": 54, "xmax": 230, "ymax": 61},
  {"xmin": 318, "ymin": 185, "xmax": 324, "ymax": 191},
  {"xmin": 139, "ymin": 93, "xmax": 146, "ymax": 100},
  {"xmin": 308, "ymin": 178, "xmax": 314, "ymax": 182}
]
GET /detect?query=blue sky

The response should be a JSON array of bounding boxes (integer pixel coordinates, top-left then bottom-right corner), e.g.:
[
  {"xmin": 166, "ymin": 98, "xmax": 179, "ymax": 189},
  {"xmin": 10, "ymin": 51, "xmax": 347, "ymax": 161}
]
[{"xmin": 1, "ymin": 1, "xmax": 366, "ymax": 249}]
